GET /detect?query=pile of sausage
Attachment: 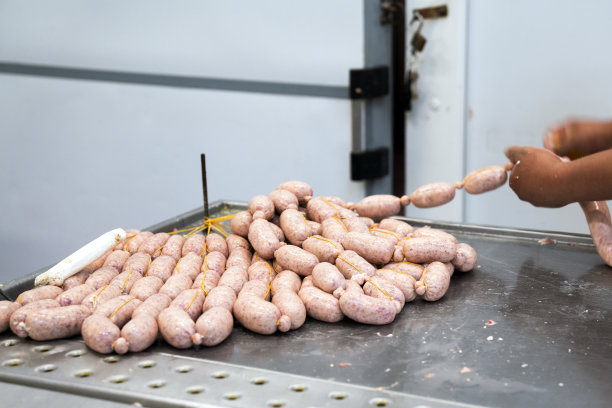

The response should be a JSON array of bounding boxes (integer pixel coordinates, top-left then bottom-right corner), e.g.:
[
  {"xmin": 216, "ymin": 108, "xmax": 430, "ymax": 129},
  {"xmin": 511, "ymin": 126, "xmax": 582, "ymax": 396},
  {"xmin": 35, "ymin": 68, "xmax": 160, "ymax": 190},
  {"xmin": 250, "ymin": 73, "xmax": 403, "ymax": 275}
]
[{"xmin": 0, "ymin": 177, "xmax": 495, "ymax": 354}]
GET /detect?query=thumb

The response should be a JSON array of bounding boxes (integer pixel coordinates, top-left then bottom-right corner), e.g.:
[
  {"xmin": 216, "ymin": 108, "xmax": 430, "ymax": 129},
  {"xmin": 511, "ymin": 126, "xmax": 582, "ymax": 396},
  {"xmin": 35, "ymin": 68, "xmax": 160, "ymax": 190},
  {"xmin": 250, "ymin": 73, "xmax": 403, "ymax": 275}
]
[{"xmin": 504, "ymin": 145, "xmax": 529, "ymax": 163}]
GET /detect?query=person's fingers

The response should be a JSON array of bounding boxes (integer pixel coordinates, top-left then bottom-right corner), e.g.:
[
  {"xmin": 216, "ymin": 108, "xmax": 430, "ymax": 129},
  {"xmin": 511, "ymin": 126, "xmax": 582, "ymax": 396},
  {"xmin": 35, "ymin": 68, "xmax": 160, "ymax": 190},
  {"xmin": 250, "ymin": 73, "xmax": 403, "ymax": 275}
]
[{"xmin": 504, "ymin": 145, "xmax": 529, "ymax": 163}]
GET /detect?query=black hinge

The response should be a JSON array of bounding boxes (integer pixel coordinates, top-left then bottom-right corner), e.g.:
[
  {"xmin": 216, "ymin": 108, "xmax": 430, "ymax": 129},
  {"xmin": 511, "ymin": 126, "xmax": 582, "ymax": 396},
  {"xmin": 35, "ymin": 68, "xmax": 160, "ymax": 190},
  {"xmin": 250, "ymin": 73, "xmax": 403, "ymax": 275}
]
[
  {"xmin": 349, "ymin": 66, "xmax": 389, "ymax": 99},
  {"xmin": 351, "ymin": 147, "xmax": 389, "ymax": 181}
]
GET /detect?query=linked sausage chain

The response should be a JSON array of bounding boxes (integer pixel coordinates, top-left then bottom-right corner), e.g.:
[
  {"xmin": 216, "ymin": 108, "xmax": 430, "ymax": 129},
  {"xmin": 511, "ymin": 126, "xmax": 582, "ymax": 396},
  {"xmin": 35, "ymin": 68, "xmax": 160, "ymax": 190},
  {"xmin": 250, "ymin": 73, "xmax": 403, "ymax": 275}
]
[{"xmin": 1, "ymin": 166, "xmax": 520, "ymax": 353}]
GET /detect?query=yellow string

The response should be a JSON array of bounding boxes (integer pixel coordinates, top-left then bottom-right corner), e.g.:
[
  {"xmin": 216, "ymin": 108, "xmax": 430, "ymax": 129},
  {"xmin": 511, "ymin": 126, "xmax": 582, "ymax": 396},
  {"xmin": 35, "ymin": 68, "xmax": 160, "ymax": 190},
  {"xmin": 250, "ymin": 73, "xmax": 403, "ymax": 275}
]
[
  {"xmin": 108, "ymin": 297, "xmax": 137, "ymax": 319},
  {"xmin": 337, "ymin": 256, "xmax": 362, "ymax": 274},
  {"xmin": 120, "ymin": 268, "xmax": 133, "ymax": 292},
  {"xmin": 312, "ymin": 235, "xmax": 340, "ymax": 249},
  {"xmin": 92, "ymin": 285, "xmax": 108, "ymax": 309},
  {"xmin": 320, "ymin": 197, "xmax": 341, "ymax": 219},
  {"xmin": 365, "ymin": 279, "xmax": 394, "ymax": 301},
  {"xmin": 184, "ymin": 290, "xmax": 199, "ymax": 313},
  {"xmin": 333, "ymin": 216, "xmax": 349, "ymax": 232},
  {"xmin": 370, "ymin": 228, "xmax": 400, "ymax": 241}
]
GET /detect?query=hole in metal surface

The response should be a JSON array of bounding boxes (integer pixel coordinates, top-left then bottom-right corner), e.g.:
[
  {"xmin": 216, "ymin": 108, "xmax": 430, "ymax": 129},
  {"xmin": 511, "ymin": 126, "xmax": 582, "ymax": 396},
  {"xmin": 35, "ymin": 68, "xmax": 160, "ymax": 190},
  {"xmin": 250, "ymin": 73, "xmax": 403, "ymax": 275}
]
[
  {"xmin": 223, "ymin": 393, "xmax": 241, "ymax": 401},
  {"xmin": 108, "ymin": 375, "xmax": 128, "ymax": 384},
  {"xmin": 370, "ymin": 398, "xmax": 391, "ymax": 407},
  {"xmin": 33, "ymin": 345, "xmax": 53, "ymax": 353},
  {"xmin": 290, "ymin": 384, "xmax": 308, "ymax": 392},
  {"xmin": 267, "ymin": 401, "xmax": 285, "ymax": 408},
  {"xmin": 212, "ymin": 371, "xmax": 229, "ymax": 379},
  {"xmin": 186, "ymin": 386, "xmax": 205, "ymax": 395},
  {"xmin": 138, "ymin": 360, "xmax": 156, "ymax": 369},
  {"xmin": 251, "ymin": 377, "xmax": 268, "ymax": 385},
  {"xmin": 2, "ymin": 358, "xmax": 24, "ymax": 367},
  {"xmin": 329, "ymin": 391, "xmax": 348, "ymax": 400},
  {"xmin": 2, "ymin": 339, "xmax": 19, "ymax": 347},
  {"xmin": 75, "ymin": 369, "xmax": 92, "ymax": 378},
  {"xmin": 66, "ymin": 349, "xmax": 86, "ymax": 358},
  {"xmin": 175, "ymin": 365, "xmax": 193, "ymax": 374},
  {"xmin": 103, "ymin": 356, "xmax": 120, "ymax": 364},
  {"xmin": 35, "ymin": 364, "xmax": 57, "ymax": 373},
  {"xmin": 148, "ymin": 380, "xmax": 166, "ymax": 389}
]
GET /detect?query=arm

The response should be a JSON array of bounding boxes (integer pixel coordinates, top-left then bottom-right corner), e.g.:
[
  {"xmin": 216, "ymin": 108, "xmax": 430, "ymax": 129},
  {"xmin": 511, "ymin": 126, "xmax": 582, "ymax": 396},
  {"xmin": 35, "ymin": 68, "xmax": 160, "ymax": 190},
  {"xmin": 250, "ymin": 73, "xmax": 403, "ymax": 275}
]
[
  {"xmin": 504, "ymin": 146, "xmax": 612, "ymax": 207},
  {"xmin": 543, "ymin": 120, "xmax": 612, "ymax": 159}
]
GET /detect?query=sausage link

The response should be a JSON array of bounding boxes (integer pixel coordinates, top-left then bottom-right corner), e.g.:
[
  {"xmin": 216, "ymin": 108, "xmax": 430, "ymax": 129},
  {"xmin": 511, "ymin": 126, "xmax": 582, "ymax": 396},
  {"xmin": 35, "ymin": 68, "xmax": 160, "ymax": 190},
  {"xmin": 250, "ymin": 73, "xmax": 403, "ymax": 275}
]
[
  {"xmin": 159, "ymin": 274, "xmax": 193, "ymax": 299},
  {"xmin": 415, "ymin": 261, "xmax": 451, "ymax": 301},
  {"xmin": 272, "ymin": 290, "xmax": 306, "ymax": 330},
  {"xmin": 174, "ymin": 252, "xmax": 204, "ymax": 280},
  {"xmin": 269, "ymin": 189, "xmax": 299, "ymax": 213},
  {"xmin": 170, "ymin": 289, "xmax": 205, "ymax": 320},
  {"xmin": 202, "ymin": 251, "xmax": 226, "ymax": 275},
  {"xmin": 338, "ymin": 289, "xmax": 398, "ymax": 325},
  {"xmin": 146, "ymin": 255, "xmax": 177, "ymax": 282},
  {"xmin": 82, "ymin": 314, "xmax": 120, "ymax": 353},
  {"xmin": 94, "ymin": 295, "xmax": 142, "ymax": 327},
  {"xmin": 280, "ymin": 208, "xmax": 312, "ymax": 246},
  {"xmin": 226, "ymin": 234, "xmax": 251, "ymax": 254},
  {"xmin": 203, "ymin": 286, "xmax": 237, "ymax": 313},
  {"xmin": 16, "ymin": 285, "xmax": 63, "ymax": 305},
  {"xmin": 138, "ymin": 232, "xmax": 170, "ymax": 258},
  {"xmin": 129, "ymin": 276, "xmax": 164, "ymax": 301},
  {"xmin": 10, "ymin": 299, "xmax": 60, "ymax": 337},
  {"xmin": 381, "ymin": 261, "xmax": 424, "ymax": 280},
  {"xmin": 82, "ymin": 285, "xmax": 123, "ymax": 311},
  {"xmin": 206, "ymin": 234, "xmax": 229, "ymax": 258},
  {"xmin": 354, "ymin": 194, "xmax": 402, "ymax": 220},
  {"xmin": 409, "ymin": 226, "xmax": 458, "ymax": 243},
  {"xmin": 402, "ymin": 236, "xmax": 457, "ymax": 264},
  {"xmin": 343, "ymin": 217, "xmax": 371, "ymax": 233},
  {"xmin": 161, "ymin": 234, "xmax": 185, "ymax": 261},
  {"xmin": 114, "ymin": 229, "xmax": 139, "ymax": 250},
  {"xmin": 275, "ymin": 181, "xmax": 313, "ymax": 205},
  {"xmin": 375, "ymin": 268, "xmax": 417, "ymax": 302},
  {"xmin": 126, "ymin": 231, "xmax": 153, "ymax": 254},
  {"xmin": 233, "ymin": 294, "xmax": 289, "ymax": 334},
  {"xmin": 320, "ymin": 217, "xmax": 349, "ymax": 243},
  {"xmin": 25, "ymin": 305, "xmax": 91, "ymax": 340},
  {"xmin": 247, "ymin": 261, "xmax": 276, "ymax": 284},
  {"xmin": 460, "ymin": 165, "xmax": 508, "ymax": 194},
  {"xmin": 109, "ymin": 268, "xmax": 143, "ymax": 294},
  {"xmin": 132, "ymin": 293, "xmax": 172, "ymax": 319},
  {"xmin": 274, "ymin": 245, "xmax": 319, "ymax": 277},
  {"xmin": 0, "ymin": 301, "xmax": 21, "ymax": 333},
  {"xmin": 122, "ymin": 252, "xmax": 151, "ymax": 276},
  {"xmin": 57, "ymin": 283, "xmax": 96, "ymax": 306},
  {"xmin": 62, "ymin": 269, "xmax": 92, "ymax": 290},
  {"xmin": 85, "ymin": 266, "xmax": 119, "ymax": 289},
  {"xmin": 158, "ymin": 307, "xmax": 195, "ymax": 349},
  {"xmin": 298, "ymin": 286, "xmax": 343, "ymax": 323},
  {"xmin": 248, "ymin": 195, "xmax": 275, "ymax": 220},
  {"xmin": 230, "ymin": 211, "xmax": 253, "ymax": 237},
  {"xmin": 217, "ymin": 266, "xmax": 248, "ymax": 295},
  {"xmin": 451, "ymin": 243, "xmax": 478, "ymax": 272},
  {"xmin": 363, "ymin": 276, "xmax": 405, "ymax": 312},
  {"xmin": 248, "ymin": 219, "xmax": 282, "ymax": 260},
  {"xmin": 226, "ymin": 246, "xmax": 252, "ymax": 270},
  {"xmin": 192, "ymin": 270, "xmax": 221, "ymax": 295},
  {"xmin": 306, "ymin": 197, "xmax": 355, "ymax": 223},
  {"xmin": 102, "ymin": 250, "xmax": 131, "ymax": 272},
  {"xmin": 302, "ymin": 236, "xmax": 343, "ymax": 265},
  {"xmin": 270, "ymin": 270, "xmax": 302, "ymax": 294},
  {"xmin": 335, "ymin": 250, "xmax": 377, "ymax": 283},
  {"xmin": 192, "ymin": 307, "xmax": 234, "ymax": 346},
  {"xmin": 378, "ymin": 218, "xmax": 414, "ymax": 238},
  {"xmin": 409, "ymin": 182, "xmax": 456, "ymax": 208},
  {"xmin": 311, "ymin": 262, "xmax": 347, "ymax": 294},
  {"xmin": 341, "ymin": 231, "xmax": 395, "ymax": 265},
  {"xmin": 114, "ymin": 314, "xmax": 158, "ymax": 354},
  {"xmin": 182, "ymin": 233, "xmax": 207, "ymax": 257}
]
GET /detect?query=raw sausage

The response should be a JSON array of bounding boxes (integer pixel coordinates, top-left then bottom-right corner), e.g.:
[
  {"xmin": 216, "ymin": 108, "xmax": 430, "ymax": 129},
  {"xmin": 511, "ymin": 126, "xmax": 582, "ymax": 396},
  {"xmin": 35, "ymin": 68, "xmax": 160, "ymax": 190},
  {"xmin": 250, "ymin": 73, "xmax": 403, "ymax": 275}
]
[
  {"xmin": 298, "ymin": 285, "xmax": 343, "ymax": 323},
  {"xmin": 94, "ymin": 295, "xmax": 141, "ymax": 327},
  {"xmin": 321, "ymin": 217, "xmax": 349, "ymax": 243},
  {"xmin": 579, "ymin": 201, "xmax": 612, "ymax": 267},
  {"xmin": 126, "ymin": 231, "xmax": 153, "ymax": 254},
  {"xmin": 378, "ymin": 218, "xmax": 414, "ymax": 238},
  {"xmin": 354, "ymin": 194, "xmax": 408, "ymax": 220},
  {"xmin": 306, "ymin": 197, "xmax": 355, "ymax": 223},
  {"xmin": 451, "ymin": 243, "xmax": 478, "ymax": 272},
  {"xmin": 102, "ymin": 250, "xmax": 130, "ymax": 272},
  {"xmin": 248, "ymin": 195, "xmax": 275, "ymax": 220},
  {"xmin": 335, "ymin": 250, "xmax": 377, "ymax": 283},
  {"xmin": 458, "ymin": 165, "xmax": 508, "ymax": 194},
  {"xmin": 230, "ymin": 211, "xmax": 253, "ymax": 237},
  {"xmin": 57, "ymin": 283, "xmax": 96, "ymax": 306},
  {"xmin": 302, "ymin": 235, "xmax": 343, "ymax": 264},
  {"xmin": 10, "ymin": 299, "xmax": 60, "ymax": 337},
  {"xmin": 81, "ymin": 314, "xmax": 121, "ymax": 353},
  {"xmin": 280, "ymin": 208, "xmax": 312, "ymax": 246},
  {"xmin": 159, "ymin": 274, "xmax": 193, "ymax": 299},
  {"xmin": 122, "ymin": 252, "xmax": 151, "ymax": 276},
  {"xmin": 248, "ymin": 219, "xmax": 282, "ymax": 260},
  {"xmin": 138, "ymin": 232, "xmax": 170, "ymax": 257},
  {"xmin": 311, "ymin": 262, "xmax": 346, "ymax": 294},
  {"xmin": 206, "ymin": 233, "xmax": 229, "ymax": 258},
  {"xmin": 415, "ymin": 261, "xmax": 451, "ymax": 301},
  {"xmin": 158, "ymin": 307, "xmax": 196, "ymax": 349},
  {"xmin": 182, "ymin": 233, "xmax": 207, "ymax": 257},
  {"xmin": 192, "ymin": 307, "xmax": 234, "ymax": 346},
  {"xmin": 0, "ymin": 301, "xmax": 20, "ymax": 333},
  {"xmin": 269, "ymin": 189, "xmax": 299, "ymax": 213},
  {"xmin": 402, "ymin": 236, "xmax": 457, "ymax": 263},
  {"xmin": 341, "ymin": 231, "xmax": 395, "ymax": 265},
  {"xmin": 25, "ymin": 305, "xmax": 91, "ymax": 340},
  {"xmin": 174, "ymin": 252, "xmax": 203, "ymax": 280},
  {"xmin": 409, "ymin": 182, "xmax": 456, "ymax": 208},
  {"xmin": 274, "ymin": 245, "xmax": 319, "ymax": 276},
  {"xmin": 272, "ymin": 290, "xmax": 306, "ymax": 330},
  {"xmin": 82, "ymin": 285, "xmax": 123, "ymax": 311},
  {"xmin": 114, "ymin": 314, "xmax": 158, "ymax": 354},
  {"xmin": 132, "ymin": 293, "xmax": 172, "ymax": 319},
  {"xmin": 375, "ymin": 268, "xmax": 417, "ymax": 302},
  {"xmin": 275, "ymin": 181, "xmax": 313, "ymax": 205},
  {"xmin": 85, "ymin": 266, "xmax": 119, "ymax": 289},
  {"xmin": 17, "ymin": 285, "xmax": 63, "ymax": 305},
  {"xmin": 161, "ymin": 234, "xmax": 185, "ymax": 261},
  {"xmin": 270, "ymin": 270, "xmax": 302, "ymax": 294},
  {"xmin": 217, "ymin": 266, "xmax": 248, "ymax": 295},
  {"xmin": 202, "ymin": 286, "xmax": 236, "ymax": 312},
  {"xmin": 146, "ymin": 255, "xmax": 176, "ymax": 282},
  {"xmin": 338, "ymin": 289, "xmax": 398, "ymax": 325},
  {"xmin": 170, "ymin": 289, "xmax": 205, "ymax": 320},
  {"xmin": 129, "ymin": 276, "xmax": 164, "ymax": 301}
]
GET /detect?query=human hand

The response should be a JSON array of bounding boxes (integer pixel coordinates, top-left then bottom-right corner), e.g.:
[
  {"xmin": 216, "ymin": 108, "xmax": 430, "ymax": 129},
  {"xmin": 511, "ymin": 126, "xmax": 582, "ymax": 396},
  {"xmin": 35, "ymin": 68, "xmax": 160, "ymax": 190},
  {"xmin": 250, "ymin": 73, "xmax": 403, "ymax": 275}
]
[
  {"xmin": 543, "ymin": 120, "xmax": 612, "ymax": 159},
  {"xmin": 504, "ymin": 145, "xmax": 571, "ymax": 208}
]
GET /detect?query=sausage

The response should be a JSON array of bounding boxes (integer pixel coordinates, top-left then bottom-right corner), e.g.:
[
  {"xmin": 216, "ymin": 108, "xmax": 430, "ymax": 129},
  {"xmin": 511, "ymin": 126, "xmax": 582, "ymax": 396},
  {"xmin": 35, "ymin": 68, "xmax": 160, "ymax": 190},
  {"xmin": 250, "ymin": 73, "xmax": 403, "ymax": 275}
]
[
  {"xmin": 280, "ymin": 208, "xmax": 312, "ymax": 246},
  {"xmin": 240, "ymin": 279, "xmax": 270, "ymax": 300},
  {"xmin": 109, "ymin": 268, "xmax": 143, "ymax": 294},
  {"xmin": 335, "ymin": 250, "xmax": 377, "ymax": 283},
  {"xmin": 452, "ymin": 243, "xmax": 478, "ymax": 272},
  {"xmin": 161, "ymin": 234, "xmax": 185, "ymax": 261},
  {"xmin": 16, "ymin": 285, "xmax": 63, "ymax": 305},
  {"xmin": 363, "ymin": 276, "xmax": 405, "ymax": 312},
  {"xmin": 182, "ymin": 233, "xmax": 207, "ymax": 257},
  {"xmin": 369, "ymin": 227, "xmax": 401, "ymax": 244},
  {"xmin": 126, "ymin": 231, "xmax": 153, "ymax": 254},
  {"xmin": 402, "ymin": 236, "xmax": 457, "ymax": 263},
  {"xmin": 217, "ymin": 266, "xmax": 248, "ymax": 295},
  {"xmin": 85, "ymin": 266, "xmax": 119, "ymax": 289},
  {"xmin": 354, "ymin": 194, "xmax": 407, "ymax": 220},
  {"xmin": 158, "ymin": 307, "xmax": 196, "ymax": 349},
  {"xmin": 302, "ymin": 235, "xmax": 343, "ymax": 264},
  {"xmin": 129, "ymin": 276, "xmax": 164, "ymax": 300},
  {"xmin": 343, "ymin": 217, "xmax": 371, "ymax": 233},
  {"xmin": 248, "ymin": 195, "xmax": 275, "ymax": 220},
  {"xmin": 247, "ymin": 261, "xmax": 276, "ymax": 284},
  {"xmin": 57, "ymin": 283, "xmax": 96, "ymax": 306},
  {"xmin": 132, "ymin": 293, "xmax": 172, "ymax": 319},
  {"xmin": 308, "ymin": 220, "xmax": 322, "ymax": 235},
  {"xmin": 230, "ymin": 211, "xmax": 253, "ymax": 237},
  {"xmin": 268, "ymin": 221, "xmax": 286, "ymax": 243},
  {"xmin": 192, "ymin": 307, "xmax": 234, "ymax": 346},
  {"xmin": 226, "ymin": 234, "xmax": 251, "ymax": 254},
  {"xmin": 114, "ymin": 229, "xmax": 139, "ymax": 250},
  {"xmin": 10, "ymin": 299, "xmax": 60, "ymax": 337},
  {"xmin": 341, "ymin": 231, "xmax": 395, "ymax": 265},
  {"xmin": 378, "ymin": 218, "xmax": 414, "ymax": 238},
  {"xmin": 306, "ymin": 197, "xmax": 355, "ymax": 223},
  {"xmin": 409, "ymin": 182, "xmax": 456, "ymax": 208},
  {"xmin": 138, "ymin": 232, "xmax": 170, "ymax": 257},
  {"xmin": 269, "ymin": 189, "xmax": 299, "ymax": 213},
  {"xmin": 203, "ymin": 285, "xmax": 237, "ymax": 312},
  {"xmin": 375, "ymin": 268, "xmax": 417, "ymax": 302},
  {"xmin": 122, "ymin": 252, "xmax": 151, "ymax": 276},
  {"xmin": 415, "ymin": 261, "xmax": 451, "ymax": 301},
  {"xmin": 170, "ymin": 289, "xmax": 205, "ymax": 320},
  {"xmin": 159, "ymin": 274, "xmax": 193, "ymax": 299},
  {"xmin": 273, "ymin": 244, "xmax": 319, "ymax": 277},
  {"xmin": 270, "ymin": 270, "xmax": 302, "ymax": 294},
  {"xmin": 102, "ymin": 250, "xmax": 131, "ymax": 272},
  {"xmin": 226, "ymin": 246, "xmax": 252, "ymax": 270},
  {"xmin": 206, "ymin": 234, "xmax": 229, "ymax": 258},
  {"xmin": 409, "ymin": 226, "xmax": 458, "ymax": 243},
  {"xmin": 298, "ymin": 285, "xmax": 343, "ymax": 323},
  {"xmin": 25, "ymin": 305, "xmax": 91, "ymax": 340},
  {"xmin": 579, "ymin": 201, "xmax": 612, "ymax": 267},
  {"xmin": 82, "ymin": 285, "xmax": 123, "ymax": 311},
  {"xmin": 202, "ymin": 251, "xmax": 226, "ymax": 274},
  {"xmin": 81, "ymin": 314, "xmax": 121, "ymax": 353},
  {"xmin": 174, "ymin": 252, "xmax": 204, "ymax": 280},
  {"xmin": 192, "ymin": 270, "xmax": 221, "ymax": 295},
  {"xmin": 62, "ymin": 268, "xmax": 92, "ymax": 290},
  {"xmin": 338, "ymin": 289, "xmax": 398, "ymax": 325},
  {"xmin": 0, "ymin": 301, "xmax": 21, "ymax": 333},
  {"xmin": 114, "ymin": 314, "xmax": 158, "ymax": 354},
  {"xmin": 233, "ymin": 294, "xmax": 290, "ymax": 334},
  {"xmin": 275, "ymin": 181, "xmax": 313, "ymax": 205},
  {"xmin": 320, "ymin": 217, "xmax": 349, "ymax": 243},
  {"xmin": 272, "ymin": 290, "xmax": 306, "ymax": 330},
  {"xmin": 380, "ymin": 261, "xmax": 424, "ymax": 280},
  {"xmin": 146, "ymin": 255, "xmax": 177, "ymax": 282},
  {"xmin": 94, "ymin": 295, "xmax": 142, "ymax": 327},
  {"xmin": 458, "ymin": 165, "xmax": 508, "ymax": 194},
  {"xmin": 248, "ymin": 219, "xmax": 282, "ymax": 259},
  {"xmin": 311, "ymin": 262, "xmax": 347, "ymax": 294}
]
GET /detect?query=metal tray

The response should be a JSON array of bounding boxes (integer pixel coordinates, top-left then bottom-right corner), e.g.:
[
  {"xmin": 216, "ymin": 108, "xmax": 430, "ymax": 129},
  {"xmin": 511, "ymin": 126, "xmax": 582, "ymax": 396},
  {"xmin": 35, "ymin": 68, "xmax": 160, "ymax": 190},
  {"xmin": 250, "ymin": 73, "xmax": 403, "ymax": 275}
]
[{"xmin": 1, "ymin": 200, "xmax": 611, "ymax": 408}]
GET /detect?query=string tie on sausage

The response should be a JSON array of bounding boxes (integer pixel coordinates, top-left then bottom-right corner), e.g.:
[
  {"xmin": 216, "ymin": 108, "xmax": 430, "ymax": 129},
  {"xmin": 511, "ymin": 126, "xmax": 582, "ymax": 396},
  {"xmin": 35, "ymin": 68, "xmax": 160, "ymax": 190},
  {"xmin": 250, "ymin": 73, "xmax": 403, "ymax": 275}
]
[
  {"xmin": 365, "ymin": 278, "xmax": 394, "ymax": 301},
  {"xmin": 108, "ymin": 297, "xmax": 137, "ymax": 320},
  {"xmin": 92, "ymin": 285, "xmax": 109, "ymax": 309},
  {"xmin": 184, "ymin": 290, "xmax": 200, "ymax": 313},
  {"xmin": 120, "ymin": 268, "xmax": 134, "ymax": 293},
  {"xmin": 311, "ymin": 235, "xmax": 340, "ymax": 249}
]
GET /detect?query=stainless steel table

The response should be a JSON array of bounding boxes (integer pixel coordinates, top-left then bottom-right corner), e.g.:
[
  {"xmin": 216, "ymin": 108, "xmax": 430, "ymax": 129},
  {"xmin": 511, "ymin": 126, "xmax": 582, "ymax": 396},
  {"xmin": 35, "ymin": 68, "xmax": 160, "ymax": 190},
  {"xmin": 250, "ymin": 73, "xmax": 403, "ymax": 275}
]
[{"xmin": 1, "ymin": 201, "xmax": 610, "ymax": 408}]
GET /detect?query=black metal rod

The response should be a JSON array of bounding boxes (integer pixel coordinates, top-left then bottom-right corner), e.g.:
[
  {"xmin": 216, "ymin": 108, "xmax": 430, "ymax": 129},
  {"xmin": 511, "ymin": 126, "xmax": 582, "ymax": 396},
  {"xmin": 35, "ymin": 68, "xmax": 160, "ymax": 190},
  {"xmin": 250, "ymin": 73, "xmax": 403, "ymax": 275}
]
[
  {"xmin": 200, "ymin": 154, "xmax": 209, "ymax": 220},
  {"xmin": 391, "ymin": 0, "xmax": 407, "ymax": 200}
]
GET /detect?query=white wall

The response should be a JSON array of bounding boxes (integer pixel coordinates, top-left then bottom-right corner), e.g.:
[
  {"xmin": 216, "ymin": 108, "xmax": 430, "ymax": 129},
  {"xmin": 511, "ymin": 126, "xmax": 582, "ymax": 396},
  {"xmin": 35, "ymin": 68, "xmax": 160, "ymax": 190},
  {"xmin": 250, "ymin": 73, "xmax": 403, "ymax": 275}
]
[{"xmin": 0, "ymin": 1, "xmax": 366, "ymax": 283}]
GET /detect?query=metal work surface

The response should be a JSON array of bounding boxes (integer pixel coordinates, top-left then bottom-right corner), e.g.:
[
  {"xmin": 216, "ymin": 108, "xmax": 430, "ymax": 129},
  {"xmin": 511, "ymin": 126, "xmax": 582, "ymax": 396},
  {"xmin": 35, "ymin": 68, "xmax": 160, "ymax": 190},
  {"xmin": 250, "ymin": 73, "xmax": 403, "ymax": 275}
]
[{"xmin": 1, "ymin": 201, "xmax": 611, "ymax": 408}]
